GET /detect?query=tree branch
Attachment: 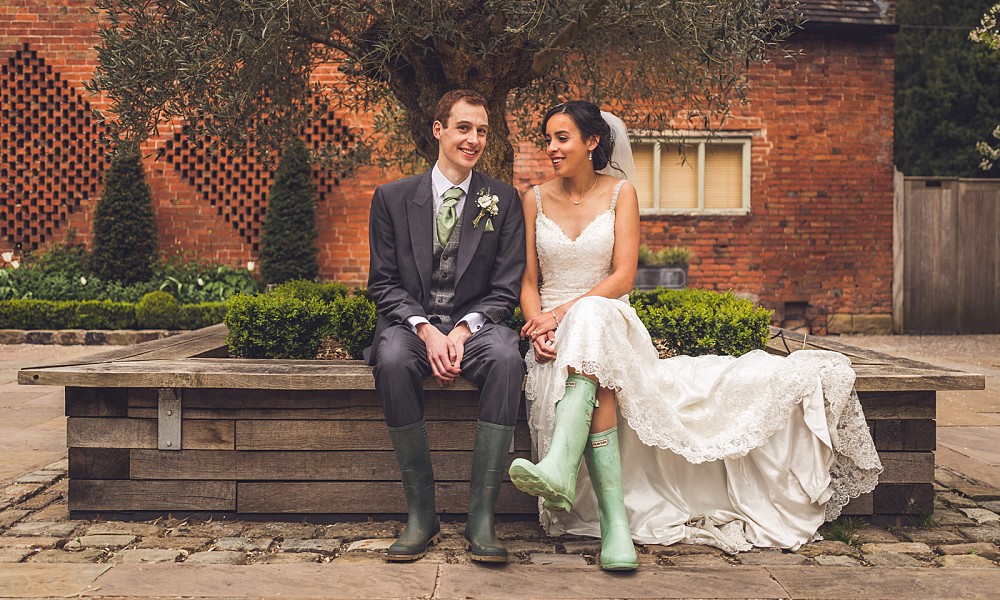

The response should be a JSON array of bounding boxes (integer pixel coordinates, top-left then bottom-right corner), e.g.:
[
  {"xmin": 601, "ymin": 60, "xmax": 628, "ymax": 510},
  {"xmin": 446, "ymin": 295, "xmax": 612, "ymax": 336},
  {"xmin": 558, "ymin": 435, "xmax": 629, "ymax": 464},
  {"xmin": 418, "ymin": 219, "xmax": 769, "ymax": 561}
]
[
  {"xmin": 531, "ymin": 0, "xmax": 608, "ymax": 76},
  {"xmin": 290, "ymin": 28, "xmax": 359, "ymax": 61}
]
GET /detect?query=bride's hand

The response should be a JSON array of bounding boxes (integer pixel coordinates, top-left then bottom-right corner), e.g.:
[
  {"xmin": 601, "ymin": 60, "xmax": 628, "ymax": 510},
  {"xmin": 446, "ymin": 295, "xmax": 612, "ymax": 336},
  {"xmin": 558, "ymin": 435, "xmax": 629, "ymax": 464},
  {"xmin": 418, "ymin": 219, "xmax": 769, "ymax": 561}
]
[
  {"xmin": 520, "ymin": 310, "xmax": 559, "ymax": 341},
  {"xmin": 532, "ymin": 330, "xmax": 557, "ymax": 363}
]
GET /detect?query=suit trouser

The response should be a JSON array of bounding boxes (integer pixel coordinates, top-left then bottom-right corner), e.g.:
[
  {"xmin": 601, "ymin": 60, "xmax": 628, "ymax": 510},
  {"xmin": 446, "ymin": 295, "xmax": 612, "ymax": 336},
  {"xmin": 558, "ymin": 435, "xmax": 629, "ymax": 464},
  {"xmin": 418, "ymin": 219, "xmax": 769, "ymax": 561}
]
[{"xmin": 373, "ymin": 322, "xmax": 524, "ymax": 427}]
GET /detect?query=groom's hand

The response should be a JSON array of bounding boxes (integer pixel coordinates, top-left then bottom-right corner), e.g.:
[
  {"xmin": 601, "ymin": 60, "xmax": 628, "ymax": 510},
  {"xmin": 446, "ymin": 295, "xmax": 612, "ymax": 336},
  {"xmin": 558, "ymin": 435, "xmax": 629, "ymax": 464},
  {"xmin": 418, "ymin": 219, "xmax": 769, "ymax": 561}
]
[{"xmin": 417, "ymin": 323, "xmax": 463, "ymax": 386}]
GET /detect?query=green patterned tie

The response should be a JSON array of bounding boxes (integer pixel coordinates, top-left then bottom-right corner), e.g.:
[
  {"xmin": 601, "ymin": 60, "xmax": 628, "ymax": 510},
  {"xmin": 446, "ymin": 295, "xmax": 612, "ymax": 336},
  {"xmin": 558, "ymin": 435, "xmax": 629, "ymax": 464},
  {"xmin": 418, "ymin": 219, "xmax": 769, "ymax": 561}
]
[{"xmin": 437, "ymin": 186, "xmax": 463, "ymax": 247}]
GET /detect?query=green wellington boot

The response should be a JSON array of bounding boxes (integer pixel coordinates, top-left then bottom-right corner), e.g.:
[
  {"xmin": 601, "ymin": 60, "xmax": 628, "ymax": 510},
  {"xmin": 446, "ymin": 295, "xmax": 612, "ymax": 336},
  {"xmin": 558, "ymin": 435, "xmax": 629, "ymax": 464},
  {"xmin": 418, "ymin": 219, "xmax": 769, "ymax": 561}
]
[
  {"xmin": 387, "ymin": 421, "xmax": 441, "ymax": 561},
  {"xmin": 508, "ymin": 375, "xmax": 596, "ymax": 512},
  {"xmin": 585, "ymin": 427, "xmax": 638, "ymax": 571},
  {"xmin": 464, "ymin": 420, "xmax": 517, "ymax": 563}
]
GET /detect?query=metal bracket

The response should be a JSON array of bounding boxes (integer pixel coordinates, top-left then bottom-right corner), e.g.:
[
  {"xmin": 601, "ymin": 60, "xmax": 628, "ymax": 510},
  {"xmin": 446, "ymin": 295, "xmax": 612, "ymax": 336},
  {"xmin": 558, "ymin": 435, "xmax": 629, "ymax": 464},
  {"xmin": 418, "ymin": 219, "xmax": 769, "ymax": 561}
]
[{"xmin": 157, "ymin": 388, "xmax": 182, "ymax": 451}]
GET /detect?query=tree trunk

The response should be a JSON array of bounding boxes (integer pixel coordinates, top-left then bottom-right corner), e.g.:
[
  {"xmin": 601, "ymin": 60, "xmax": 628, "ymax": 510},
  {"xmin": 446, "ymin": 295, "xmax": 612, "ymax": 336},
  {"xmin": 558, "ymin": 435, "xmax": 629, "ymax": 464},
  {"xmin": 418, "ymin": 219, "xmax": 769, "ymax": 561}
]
[{"xmin": 479, "ymin": 96, "xmax": 515, "ymax": 184}]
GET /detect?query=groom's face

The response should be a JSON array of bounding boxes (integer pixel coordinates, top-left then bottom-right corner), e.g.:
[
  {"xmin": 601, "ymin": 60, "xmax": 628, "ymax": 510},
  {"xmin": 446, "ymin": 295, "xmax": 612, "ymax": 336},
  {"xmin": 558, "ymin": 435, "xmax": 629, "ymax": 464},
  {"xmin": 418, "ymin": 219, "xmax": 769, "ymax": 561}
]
[{"xmin": 433, "ymin": 100, "xmax": 489, "ymax": 176}]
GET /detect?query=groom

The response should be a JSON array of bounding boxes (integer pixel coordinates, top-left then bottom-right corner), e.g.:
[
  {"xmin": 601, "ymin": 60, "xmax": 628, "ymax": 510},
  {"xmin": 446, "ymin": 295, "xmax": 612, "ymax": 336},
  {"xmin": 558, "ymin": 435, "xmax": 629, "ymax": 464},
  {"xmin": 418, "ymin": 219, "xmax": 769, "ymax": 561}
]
[{"xmin": 366, "ymin": 89, "xmax": 526, "ymax": 563}]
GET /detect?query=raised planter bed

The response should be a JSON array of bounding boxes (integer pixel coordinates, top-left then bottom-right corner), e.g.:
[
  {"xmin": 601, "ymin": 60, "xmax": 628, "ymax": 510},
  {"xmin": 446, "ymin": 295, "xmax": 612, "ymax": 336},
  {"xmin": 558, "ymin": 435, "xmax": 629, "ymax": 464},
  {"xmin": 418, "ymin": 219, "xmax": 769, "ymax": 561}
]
[{"xmin": 18, "ymin": 324, "xmax": 985, "ymax": 523}]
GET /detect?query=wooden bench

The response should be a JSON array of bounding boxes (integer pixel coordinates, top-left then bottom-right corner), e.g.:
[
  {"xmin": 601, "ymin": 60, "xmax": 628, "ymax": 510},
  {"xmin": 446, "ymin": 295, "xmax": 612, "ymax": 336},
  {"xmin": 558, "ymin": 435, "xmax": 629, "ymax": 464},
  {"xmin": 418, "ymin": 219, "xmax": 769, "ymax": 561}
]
[{"xmin": 18, "ymin": 324, "xmax": 985, "ymax": 523}]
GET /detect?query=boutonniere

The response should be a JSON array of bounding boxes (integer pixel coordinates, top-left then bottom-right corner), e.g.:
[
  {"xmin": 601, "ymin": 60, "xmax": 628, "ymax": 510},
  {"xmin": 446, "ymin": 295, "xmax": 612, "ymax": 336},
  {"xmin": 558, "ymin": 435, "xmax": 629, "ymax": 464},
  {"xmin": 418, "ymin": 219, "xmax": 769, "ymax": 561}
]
[{"xmin": 472, "ymin": 188, "xmax": 499, "ymax": 232}]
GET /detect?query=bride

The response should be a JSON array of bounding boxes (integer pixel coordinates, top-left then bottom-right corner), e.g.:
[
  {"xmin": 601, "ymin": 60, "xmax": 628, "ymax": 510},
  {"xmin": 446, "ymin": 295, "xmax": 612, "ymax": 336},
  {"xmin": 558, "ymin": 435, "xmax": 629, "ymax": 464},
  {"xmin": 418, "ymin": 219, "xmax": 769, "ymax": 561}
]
[{"xmin": 508, "ymin": 101, "xmax": 883, "ymax": 571}]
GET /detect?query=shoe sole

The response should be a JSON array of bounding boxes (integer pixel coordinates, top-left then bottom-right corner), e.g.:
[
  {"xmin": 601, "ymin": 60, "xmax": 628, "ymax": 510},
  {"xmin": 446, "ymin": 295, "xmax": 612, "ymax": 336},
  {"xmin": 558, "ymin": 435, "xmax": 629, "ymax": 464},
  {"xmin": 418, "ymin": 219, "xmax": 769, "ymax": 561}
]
[
  {"xmin": 469, "ymin": 552, "xmax": 509, "ymax": 563},
  {"xmin": 386, "ymin": 532, "xmax": 442, "ymax": 562},
  {"xmin": 508, "ymin": 463, "xmax": 573, "ymax": 512},
  {"xmin": 601, "ymin": 563, "xmax": 638, "ymax": 571}
]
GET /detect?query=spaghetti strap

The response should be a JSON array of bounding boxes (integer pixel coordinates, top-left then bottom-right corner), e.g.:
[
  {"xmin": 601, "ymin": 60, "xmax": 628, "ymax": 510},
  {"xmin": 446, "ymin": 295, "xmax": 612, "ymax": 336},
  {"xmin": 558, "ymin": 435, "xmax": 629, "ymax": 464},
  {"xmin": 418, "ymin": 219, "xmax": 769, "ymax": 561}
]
[
  {"xmin": 533, "ymin": 185, "xmax": 543, "ymax": 214},
  {"xmin": 610, "ymin": 179, "xmax": 626, "ymax": 210}
]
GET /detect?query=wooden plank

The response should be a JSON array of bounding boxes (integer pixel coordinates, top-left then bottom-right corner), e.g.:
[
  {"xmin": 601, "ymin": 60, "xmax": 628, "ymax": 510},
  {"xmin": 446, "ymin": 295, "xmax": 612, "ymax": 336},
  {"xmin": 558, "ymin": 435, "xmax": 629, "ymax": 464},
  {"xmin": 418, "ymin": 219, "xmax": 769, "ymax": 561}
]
[
  {"xmin": 68, "ymin": 447, "xmax": 130, "ymax": 480},
  {"xmin": 877, "ymin": 452, "xmax": 935, "ymax": 484},
  {"xmin": 23, "ymin": 355, "xmax": 985, "ymax": 392},
  {"xmin": 25, "ymin": 324, "xmax": 228, "ymax": 369},
  {"xmin": 872, "ymin": 483, "xmax": 934, "ymax": 516},
  {"xmin": 235, "ymin": 420, "xmax": 532, "ymax": 452},
  {"xmin": 839, "ymin": 492, "xmax": 873, "ymax": 516},
  {"xmin": 66, "ymin": 417, "xmax": 234, "ymax": 450},
  {"xmin": 956, "ymin": 185, "xmax": 1000, "ymax": 332},
  {"xmin": 20, "ymin": 359, "xmax": 476, "ymax": 391},
  {"xmin": 892, "ymin": 168, "xmax": 905, "ymax": 334},
  {"xmin": 126, "ymin": 387, "xmax": 524, "ymax": 422},
  {"xmin": 69, "ymin": 479, "xmax": 235, "ymax": 511},
  {"xmin": 129, "ymin": 449, "xmax": 530, "ymax": 481},
  {"xmin": 237, "ymin": 481, "xmax": 536, "ymax": 514},
  {"xmin": 872, "ymin": 420, "xmax": 936, "ymax": 451},
  {"xmin": 65, "ymin": 387, "xmax": 128, "ymax": 417},
  {"xmin": 858, "ymin": 391, "xmax": 935, "ymax": 420}
]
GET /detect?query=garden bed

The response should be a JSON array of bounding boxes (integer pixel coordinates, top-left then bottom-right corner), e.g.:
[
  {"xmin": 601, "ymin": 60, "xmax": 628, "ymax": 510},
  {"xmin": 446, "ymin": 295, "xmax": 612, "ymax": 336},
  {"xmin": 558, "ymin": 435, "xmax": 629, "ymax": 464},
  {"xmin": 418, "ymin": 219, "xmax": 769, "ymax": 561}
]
[{"xmin": 18, "ymin": 324, "xmax": 985, "ymax": 523}]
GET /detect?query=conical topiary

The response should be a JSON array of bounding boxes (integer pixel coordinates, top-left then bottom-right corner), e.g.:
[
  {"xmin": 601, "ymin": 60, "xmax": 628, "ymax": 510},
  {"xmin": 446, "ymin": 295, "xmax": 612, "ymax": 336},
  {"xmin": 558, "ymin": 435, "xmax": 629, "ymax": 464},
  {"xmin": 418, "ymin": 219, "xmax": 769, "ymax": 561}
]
[
  {"xmin": 259, "ymin": 137, "xmax": 319, "ymax": 284},
  {"xmin": 90, "ymin": 146, "xmax": 158, "ymax": 284}
]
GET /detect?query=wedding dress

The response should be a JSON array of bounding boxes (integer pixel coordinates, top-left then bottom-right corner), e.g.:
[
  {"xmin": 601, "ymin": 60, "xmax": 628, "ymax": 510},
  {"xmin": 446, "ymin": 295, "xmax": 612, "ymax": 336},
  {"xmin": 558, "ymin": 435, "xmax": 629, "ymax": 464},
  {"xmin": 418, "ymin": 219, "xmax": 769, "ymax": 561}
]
[{"xmin": 525, "ymin": 181, "xmax": 882, "ymax": 553}]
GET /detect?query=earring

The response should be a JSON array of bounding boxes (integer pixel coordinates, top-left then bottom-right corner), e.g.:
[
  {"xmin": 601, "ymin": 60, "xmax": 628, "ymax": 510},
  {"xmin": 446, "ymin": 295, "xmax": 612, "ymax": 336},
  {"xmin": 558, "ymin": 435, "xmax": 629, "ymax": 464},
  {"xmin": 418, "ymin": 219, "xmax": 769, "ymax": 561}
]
[{"xmin": 588, "ymin": 151, "xmax": 593, "ymax": 161}]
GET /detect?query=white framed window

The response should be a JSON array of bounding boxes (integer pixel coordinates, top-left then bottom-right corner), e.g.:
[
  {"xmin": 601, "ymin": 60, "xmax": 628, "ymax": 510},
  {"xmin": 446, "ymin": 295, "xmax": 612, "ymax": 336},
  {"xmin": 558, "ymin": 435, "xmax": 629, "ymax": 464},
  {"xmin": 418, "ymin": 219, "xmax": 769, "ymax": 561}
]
[{"xmin": 630, "ymin": 136, "xmax": 751, "ymax": 215}]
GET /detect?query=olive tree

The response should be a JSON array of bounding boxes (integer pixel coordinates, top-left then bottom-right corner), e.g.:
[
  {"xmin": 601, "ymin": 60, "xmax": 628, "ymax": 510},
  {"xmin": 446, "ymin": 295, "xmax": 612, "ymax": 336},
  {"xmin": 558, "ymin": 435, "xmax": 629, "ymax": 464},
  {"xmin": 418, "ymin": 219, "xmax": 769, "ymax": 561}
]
[{"xmin": 88, "ymin": 0, "xmax": 800, "ymax": 181}]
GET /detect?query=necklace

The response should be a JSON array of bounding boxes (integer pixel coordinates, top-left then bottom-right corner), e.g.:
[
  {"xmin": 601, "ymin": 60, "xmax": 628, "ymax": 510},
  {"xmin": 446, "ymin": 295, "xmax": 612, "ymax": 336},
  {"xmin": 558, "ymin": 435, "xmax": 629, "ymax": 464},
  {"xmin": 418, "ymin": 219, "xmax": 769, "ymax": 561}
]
[{"xmin": 562, "ymin": 175, "xmax": 599, "ymax": 206}]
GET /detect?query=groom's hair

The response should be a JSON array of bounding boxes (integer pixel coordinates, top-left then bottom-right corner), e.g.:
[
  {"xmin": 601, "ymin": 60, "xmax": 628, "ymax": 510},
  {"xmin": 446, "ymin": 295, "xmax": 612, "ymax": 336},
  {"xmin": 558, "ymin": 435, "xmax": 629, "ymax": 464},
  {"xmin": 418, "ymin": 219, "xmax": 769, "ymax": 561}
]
[{"xmin": 434, "ymin": 89, "xmax": 488, "ymax": 128}]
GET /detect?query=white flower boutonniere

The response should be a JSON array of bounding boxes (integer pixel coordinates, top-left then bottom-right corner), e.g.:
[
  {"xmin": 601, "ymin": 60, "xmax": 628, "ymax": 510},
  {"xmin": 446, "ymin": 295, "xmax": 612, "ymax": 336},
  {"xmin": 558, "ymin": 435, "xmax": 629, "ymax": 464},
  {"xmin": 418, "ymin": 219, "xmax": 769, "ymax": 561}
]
[{"xmin": 473, "ymin": 188, "xmax": 500, "ymax": 232}]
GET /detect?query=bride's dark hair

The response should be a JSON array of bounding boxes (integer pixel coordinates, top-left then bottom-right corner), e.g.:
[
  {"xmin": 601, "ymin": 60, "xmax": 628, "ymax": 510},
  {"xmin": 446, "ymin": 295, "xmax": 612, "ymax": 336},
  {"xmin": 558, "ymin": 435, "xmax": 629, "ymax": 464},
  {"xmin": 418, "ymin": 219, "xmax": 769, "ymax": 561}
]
[{"xmin": 541, "ymin": 101, "xmax": 615, "ymax": 171}]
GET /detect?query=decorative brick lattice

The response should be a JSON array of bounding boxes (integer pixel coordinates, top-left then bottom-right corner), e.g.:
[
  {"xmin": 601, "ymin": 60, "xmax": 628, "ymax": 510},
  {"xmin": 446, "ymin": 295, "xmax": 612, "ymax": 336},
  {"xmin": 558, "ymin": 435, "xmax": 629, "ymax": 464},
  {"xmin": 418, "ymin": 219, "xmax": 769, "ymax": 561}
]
[
  {"xmin": 0, "ymin": 44, "xmax": 106, "ymax": 251},
  {"xmin": 161, "ymin": 112, "xmax": 353, "ymax": 252}
]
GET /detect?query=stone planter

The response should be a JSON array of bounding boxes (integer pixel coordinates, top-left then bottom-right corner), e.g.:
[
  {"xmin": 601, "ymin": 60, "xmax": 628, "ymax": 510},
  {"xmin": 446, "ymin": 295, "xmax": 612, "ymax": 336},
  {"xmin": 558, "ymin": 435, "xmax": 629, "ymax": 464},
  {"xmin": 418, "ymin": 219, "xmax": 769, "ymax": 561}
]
[{"xmin": 634, "ymin": 265, "xmax": 688, "ymax": 291}]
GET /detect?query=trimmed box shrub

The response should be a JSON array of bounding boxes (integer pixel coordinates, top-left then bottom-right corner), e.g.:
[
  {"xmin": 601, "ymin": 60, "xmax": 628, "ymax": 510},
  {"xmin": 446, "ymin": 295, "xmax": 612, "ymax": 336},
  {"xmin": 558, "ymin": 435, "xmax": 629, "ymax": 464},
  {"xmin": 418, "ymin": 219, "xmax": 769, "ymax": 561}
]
[
  {"xmin": 225, "ymin": 293, "xmax": 332, "ymax": 359},
  {"xmin": 630, "ymin": 288, "xmax": 772, "ymax": 357},
  {"xmin": 179, "ymin": 302, "xmax": 230, "ymax": 330},
  {"xmin": 329, "ymin": 294, "xmax": 377, "ymax": 359},
  {"xmin": 0, "ymin": 299, "xmax": 137, "ymax": 330},
  {"xmin": 135, "ymin": 291, "xmax": 182, "ymax": 329},
  {"xmin": 271, "ymin": 279, "xmax": 349, "ymax": 303}
]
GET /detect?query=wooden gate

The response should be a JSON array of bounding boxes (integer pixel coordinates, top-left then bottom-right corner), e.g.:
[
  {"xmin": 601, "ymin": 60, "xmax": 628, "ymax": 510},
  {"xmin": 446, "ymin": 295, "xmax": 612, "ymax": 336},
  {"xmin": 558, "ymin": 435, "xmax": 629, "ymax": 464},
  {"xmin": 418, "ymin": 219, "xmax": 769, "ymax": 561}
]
[{"xmin": 895, "ymin": 175, "xmax": 1000, "ymax": 333}]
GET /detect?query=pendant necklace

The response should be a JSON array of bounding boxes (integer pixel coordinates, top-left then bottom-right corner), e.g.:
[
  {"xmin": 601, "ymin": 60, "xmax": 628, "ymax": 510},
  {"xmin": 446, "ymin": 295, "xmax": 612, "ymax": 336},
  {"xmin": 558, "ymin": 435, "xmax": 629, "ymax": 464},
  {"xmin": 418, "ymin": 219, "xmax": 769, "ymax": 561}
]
[{"xmin": 564, "ymin": 175, "xmax": 599, "ymax": 206}]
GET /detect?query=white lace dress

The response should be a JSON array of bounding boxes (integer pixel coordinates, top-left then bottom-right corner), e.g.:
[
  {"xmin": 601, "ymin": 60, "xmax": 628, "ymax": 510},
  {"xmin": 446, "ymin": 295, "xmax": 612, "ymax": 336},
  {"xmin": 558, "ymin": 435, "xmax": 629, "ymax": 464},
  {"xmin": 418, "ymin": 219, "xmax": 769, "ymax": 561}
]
[{"xmin": 526, "ymin": 181, "xmax": 882, "ymax": 553}]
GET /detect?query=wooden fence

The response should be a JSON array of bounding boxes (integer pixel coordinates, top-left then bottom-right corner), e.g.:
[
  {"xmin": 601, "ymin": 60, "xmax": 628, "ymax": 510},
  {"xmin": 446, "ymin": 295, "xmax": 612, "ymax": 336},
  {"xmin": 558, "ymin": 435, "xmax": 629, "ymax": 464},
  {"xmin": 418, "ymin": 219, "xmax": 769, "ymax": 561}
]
[{"xmin": 895, "ymin": 174, "xmax": 1000, "ymax": 333}]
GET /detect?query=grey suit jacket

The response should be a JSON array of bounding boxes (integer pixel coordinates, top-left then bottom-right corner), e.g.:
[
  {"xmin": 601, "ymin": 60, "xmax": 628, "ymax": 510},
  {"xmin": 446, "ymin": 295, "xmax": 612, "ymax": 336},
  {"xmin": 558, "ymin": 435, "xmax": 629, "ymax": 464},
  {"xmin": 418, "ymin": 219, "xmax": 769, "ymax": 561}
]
[{"xmin": 365, "ymin": 169, "xmax": 526, "ymax": 365}]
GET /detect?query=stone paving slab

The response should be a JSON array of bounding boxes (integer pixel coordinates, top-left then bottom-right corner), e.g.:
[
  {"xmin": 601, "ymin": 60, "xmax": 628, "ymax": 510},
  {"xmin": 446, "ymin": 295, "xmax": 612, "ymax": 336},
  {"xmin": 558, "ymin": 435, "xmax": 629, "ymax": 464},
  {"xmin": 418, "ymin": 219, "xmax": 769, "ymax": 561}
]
[
  {"xmin": 87, "ymin": 563, "xmax": 438, "ymax": 598},
  {"xmin": 436, "ymin": 565, "xmax": 788, "ymax": 599},
  {"xmin": 0, "ymin": 547, "xmax": 33, "ymax": 562},
  {"xmin": 65, "ymin": 534, "xmax": 137, "ymax": 549},
  {"xmin": 0, "ymin": 536, "xmax": 60, "ymax": 549},
  {"xmin": 0, "ymin": 563, "xmax": 110, "ymax": 598},
  {"xmin": 938, "ymin": 542, "xmax": 1000, "ymax": 559},
  {"xmin": 6, "ymin": 521, "xmax": 78, "ymax": 537},
  {"xmin": 766, "ymin": 566, "xmax": 1000, "ymax": 599}
]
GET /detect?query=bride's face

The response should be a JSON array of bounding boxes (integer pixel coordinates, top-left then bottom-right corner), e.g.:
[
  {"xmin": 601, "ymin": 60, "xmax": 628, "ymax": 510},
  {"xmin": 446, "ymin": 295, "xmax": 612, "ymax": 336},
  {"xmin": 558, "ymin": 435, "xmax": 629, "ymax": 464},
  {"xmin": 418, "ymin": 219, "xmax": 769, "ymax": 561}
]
[{"xmin": 545, "ymin": 114, "xmax": 597, "ymax": 177}]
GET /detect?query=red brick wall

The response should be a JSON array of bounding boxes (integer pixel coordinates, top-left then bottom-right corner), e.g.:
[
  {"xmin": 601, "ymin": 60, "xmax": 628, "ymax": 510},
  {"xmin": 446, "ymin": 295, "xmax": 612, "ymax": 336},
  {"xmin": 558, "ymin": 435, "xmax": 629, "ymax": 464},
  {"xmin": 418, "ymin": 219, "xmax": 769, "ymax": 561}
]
[{"xmin": 1, "ymin": 2, "xmax": 894, "ymax": 330}]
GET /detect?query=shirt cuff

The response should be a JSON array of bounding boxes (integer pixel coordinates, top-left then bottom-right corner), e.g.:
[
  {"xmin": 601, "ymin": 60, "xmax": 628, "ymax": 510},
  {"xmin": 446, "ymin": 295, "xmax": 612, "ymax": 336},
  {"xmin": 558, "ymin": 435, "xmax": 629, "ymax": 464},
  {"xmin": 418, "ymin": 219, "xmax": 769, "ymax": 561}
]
[
  {"xmin": 406, "ymin": 316, "xmax": 430, "ymax": 333},
  {"xmin": 458, "ymin": 312, "xmax": 486, "ymax": 335}
]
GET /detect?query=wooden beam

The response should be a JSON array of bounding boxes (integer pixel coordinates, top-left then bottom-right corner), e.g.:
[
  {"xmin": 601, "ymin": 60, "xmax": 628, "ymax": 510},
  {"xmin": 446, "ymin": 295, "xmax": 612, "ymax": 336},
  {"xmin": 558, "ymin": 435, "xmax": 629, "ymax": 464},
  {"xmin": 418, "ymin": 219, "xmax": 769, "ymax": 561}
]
[
  {"xmin": 234, "ymin": 420, "xmax": 532, "ymax": 452},
  {"xmin": 67, "ymin": 417, "xmax": 235, "ymax": 450},
  {"xmin": 129, "ymin": 449, "xmax": 529, "ymax": 481},
  {"xmin": 237, "ymin": 481, "xmax": 536, "ymax": 514},
  {"xmin": 69, "ymin": 479, "xmax": 236, "ymax": 511}
]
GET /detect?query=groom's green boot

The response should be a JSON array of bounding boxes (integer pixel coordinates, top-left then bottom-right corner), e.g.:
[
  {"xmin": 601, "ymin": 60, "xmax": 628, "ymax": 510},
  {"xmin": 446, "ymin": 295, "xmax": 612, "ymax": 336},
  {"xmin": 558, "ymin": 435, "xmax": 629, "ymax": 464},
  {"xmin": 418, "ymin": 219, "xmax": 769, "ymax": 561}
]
[
  {"xmin": 464, "ymin": 420, "xmax": 516, "ymax": 562},
  {"xmin": 508, "ymin": 375, "xmax": 596, "ymax": 512},
  {"xmin": 387, "ymin": 421, "xmax": 441, "ymax": 561},
  {"xmin": 585, "ymin": 427, "xmax": 638, "ymax": 571}
]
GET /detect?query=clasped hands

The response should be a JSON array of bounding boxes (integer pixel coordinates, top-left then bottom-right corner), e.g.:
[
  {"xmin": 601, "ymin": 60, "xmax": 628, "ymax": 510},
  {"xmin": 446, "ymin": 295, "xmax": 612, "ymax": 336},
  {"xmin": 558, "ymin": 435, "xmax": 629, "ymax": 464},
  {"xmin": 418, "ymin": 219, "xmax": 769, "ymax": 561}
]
[
  {"xmin": 417, "ymin": 322, "xmax": 472, "ymax": 386},
  {"xmin": 521, "ymin": 309, "xmax": 561, "ymax": 364}
]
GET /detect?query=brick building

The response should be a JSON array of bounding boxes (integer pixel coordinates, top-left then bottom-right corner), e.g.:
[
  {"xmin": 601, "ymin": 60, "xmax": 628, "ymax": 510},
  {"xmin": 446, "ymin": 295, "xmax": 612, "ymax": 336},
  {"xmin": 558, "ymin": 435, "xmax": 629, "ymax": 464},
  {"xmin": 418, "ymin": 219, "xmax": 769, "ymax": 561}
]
[{"xmin": 0, "ymin": 0, "xmax": 896, "ymax": 333}]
